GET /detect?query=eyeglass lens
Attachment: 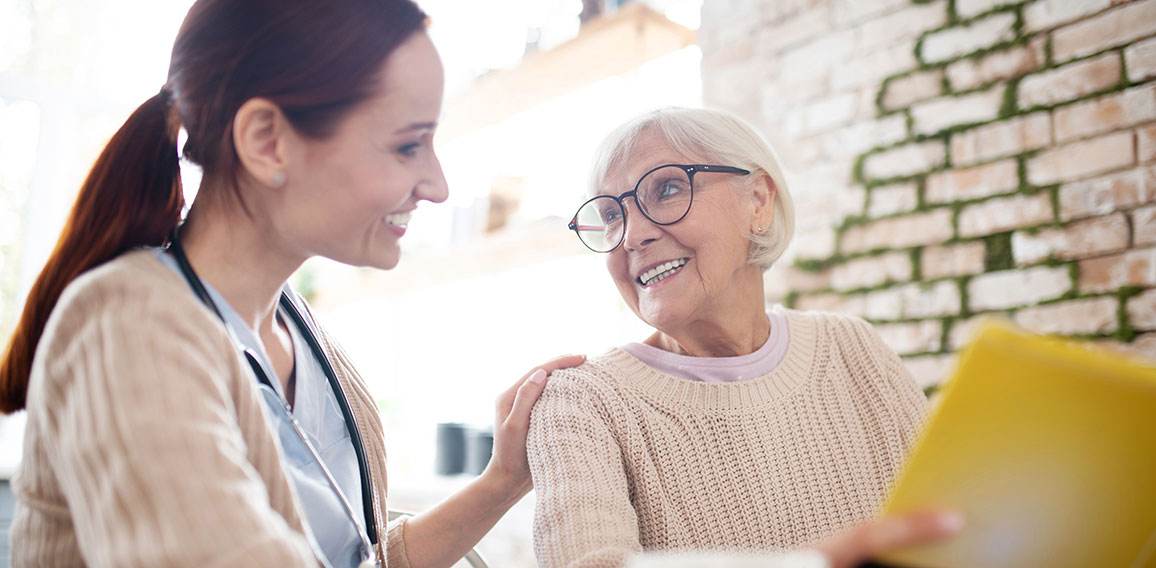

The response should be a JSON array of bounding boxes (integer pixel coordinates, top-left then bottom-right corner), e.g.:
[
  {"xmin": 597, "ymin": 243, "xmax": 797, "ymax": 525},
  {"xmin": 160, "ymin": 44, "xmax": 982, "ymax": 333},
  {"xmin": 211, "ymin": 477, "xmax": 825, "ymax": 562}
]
[{"xmin": 574, "ymin": 165, "xmax": 693, "ymax": 252}]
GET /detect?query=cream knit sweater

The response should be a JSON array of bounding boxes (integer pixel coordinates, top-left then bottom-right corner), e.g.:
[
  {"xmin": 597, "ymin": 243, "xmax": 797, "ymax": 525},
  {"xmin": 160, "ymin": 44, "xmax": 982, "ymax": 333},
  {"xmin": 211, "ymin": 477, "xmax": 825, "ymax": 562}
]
[
  {"xmin": 527, "ymin": 310, "xmax": 927, "ymax": 567},
  {"xmin": 10, "ymin": 250, "xmax": 410, "ymax": 567}
]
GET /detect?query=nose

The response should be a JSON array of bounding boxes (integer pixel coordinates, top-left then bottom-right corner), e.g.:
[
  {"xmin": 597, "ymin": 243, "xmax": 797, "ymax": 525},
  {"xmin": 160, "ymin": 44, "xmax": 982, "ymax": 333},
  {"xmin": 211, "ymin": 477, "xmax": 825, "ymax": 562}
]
[
  {"xmin": 620, "ymin": 197, "xmax": 662, "ymax": 251},
  {"xmin": 416, "ymin": 151, "xmax": 449, "ymax": 204}
]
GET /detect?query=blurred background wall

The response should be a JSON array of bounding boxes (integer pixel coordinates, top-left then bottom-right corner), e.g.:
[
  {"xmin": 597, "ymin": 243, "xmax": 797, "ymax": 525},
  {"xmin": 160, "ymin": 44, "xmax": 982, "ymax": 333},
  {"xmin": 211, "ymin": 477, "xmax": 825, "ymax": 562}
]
[
  {"xmin": 1, "ymin": 0, "xmax": 1154, "ymax": 566},
  {"xmin": 699, "ymin": 0, "xmax": 1156, "ymax": 390}
]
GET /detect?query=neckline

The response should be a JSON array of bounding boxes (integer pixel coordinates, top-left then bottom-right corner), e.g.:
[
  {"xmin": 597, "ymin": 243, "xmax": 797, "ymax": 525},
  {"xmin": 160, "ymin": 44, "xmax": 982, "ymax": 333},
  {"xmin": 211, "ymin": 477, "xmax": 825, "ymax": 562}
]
[{"xmin": 607, "ymin": 309, "xmax": 818, "ymax": 411}]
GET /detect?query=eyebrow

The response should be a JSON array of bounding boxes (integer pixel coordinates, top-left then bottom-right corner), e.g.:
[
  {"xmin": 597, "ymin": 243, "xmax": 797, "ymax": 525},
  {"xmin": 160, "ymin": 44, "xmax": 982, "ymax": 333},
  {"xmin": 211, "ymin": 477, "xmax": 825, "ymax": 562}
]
[{"xmin": 394, "ymin": 122, "xmax": 438, "ymax": 135}]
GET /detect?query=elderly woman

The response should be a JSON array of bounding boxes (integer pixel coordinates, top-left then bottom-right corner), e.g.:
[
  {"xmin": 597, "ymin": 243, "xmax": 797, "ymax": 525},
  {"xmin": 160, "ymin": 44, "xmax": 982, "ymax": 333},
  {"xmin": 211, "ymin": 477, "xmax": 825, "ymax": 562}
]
[{"xmin": 526, "ymin": 107, "xmax": 930, "ymax": 566}]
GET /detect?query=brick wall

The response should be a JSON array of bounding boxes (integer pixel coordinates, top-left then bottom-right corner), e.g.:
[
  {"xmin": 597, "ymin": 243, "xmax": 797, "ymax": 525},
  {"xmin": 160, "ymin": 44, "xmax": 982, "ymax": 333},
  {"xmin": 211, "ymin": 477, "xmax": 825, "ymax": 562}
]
[{"xmin": 700, "ymin": 0, "xmax": 1156, "ymax": 388}]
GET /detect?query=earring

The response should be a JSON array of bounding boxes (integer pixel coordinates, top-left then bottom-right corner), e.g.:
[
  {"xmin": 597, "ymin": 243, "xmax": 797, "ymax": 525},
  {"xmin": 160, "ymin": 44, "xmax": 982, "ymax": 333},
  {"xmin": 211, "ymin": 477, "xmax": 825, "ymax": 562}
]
[
  {"xmin": 271, "ymin": 171, "xmax": 286, "ymax": 187},
  {"xmin": 756, "ymin": 226, "xmax": 764, "ymax": 234}
]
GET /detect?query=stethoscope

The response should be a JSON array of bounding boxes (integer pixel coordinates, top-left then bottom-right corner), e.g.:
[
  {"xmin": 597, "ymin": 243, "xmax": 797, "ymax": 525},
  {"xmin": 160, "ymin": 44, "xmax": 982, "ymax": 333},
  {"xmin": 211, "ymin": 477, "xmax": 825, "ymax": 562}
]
[{"xmin": 168, "ymin": 231, "xmax": 378, "ymax": 566}]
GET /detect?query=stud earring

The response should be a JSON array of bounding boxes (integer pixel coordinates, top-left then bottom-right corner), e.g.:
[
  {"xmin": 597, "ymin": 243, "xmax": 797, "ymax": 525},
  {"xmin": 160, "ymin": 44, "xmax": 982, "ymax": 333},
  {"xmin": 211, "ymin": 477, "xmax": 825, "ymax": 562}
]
[
  {"xmin": 756, "ymin": 226, "xmax": 764, "ymax": 234},
  {"xmin": 271, "ymin": 171, "xmax": 286, "ymax": 187}
]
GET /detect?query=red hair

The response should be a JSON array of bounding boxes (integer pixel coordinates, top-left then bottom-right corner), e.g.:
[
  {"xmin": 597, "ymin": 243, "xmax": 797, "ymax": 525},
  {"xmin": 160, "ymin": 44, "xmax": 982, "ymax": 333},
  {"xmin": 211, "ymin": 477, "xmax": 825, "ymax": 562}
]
[{"xmin": 0, "ymin": 0, "xmax": 427, "ymax": 413}]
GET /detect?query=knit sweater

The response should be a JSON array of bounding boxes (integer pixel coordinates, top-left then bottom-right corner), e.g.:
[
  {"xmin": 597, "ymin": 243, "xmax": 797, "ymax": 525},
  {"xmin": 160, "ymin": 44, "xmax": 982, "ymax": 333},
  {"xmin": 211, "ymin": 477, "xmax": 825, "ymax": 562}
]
[
  {"xmin": 526, "ymin": 310, "xmax": 927, "ymax": 567},
  {"xmin": 10, "ymin": 250, "xmax": 410, "ymax": 567}
]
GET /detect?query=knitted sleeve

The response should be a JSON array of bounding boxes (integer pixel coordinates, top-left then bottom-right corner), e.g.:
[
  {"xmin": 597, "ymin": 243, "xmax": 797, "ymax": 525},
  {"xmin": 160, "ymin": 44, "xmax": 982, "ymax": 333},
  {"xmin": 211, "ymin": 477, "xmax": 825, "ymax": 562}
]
[
  {"xmin": 839, "ymin": 315, "xmax": 929, "ymax": 468},
  {"xmin": 527, "ymin": 366, "xmax": 642, "ymax": 567},
  {"xmin": 23, "ymin": 273, "xmax": 318, "ymax": 567}
]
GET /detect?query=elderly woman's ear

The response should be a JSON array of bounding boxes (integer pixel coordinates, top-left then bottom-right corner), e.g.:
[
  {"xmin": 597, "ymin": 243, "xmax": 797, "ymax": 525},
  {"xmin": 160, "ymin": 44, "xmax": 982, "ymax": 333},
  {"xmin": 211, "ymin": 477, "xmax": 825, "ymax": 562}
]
[{"xmin": 750, "ymin": 170, "xmax": 776, "ymax": 235}]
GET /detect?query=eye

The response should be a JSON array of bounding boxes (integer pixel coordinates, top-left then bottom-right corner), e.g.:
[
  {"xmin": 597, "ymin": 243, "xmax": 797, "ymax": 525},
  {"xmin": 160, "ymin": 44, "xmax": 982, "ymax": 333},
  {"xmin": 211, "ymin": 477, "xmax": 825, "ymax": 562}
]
[
  {"xmin": 397, "ymin": 141, "xmax": 422, "ymax": 158},
  {"xmin": 599, "ymin": 206, "xmax": 622, "ymax": 223},
  {"xmin": 658, "ymin": 181, "xmax": 683, "ymax": 198}
]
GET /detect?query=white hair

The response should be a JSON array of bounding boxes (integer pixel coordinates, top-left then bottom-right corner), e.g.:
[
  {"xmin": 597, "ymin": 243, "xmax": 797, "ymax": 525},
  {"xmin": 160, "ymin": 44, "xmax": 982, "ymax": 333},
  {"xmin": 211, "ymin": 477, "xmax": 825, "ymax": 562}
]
[{"xmin": 588, "ymin": 107, "xmax": 796, "ymax": 270}]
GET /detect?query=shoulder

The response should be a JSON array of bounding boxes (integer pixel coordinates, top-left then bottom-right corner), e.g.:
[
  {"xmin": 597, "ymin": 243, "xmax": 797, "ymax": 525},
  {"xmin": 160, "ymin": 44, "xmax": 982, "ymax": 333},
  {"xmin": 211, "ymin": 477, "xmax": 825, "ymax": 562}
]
[
  {"xmin": 34, "ymin": 250, "xmax": 235, "ymax": 387},
  {"xmin": 531, "ymin": 349, "xmax": 637, "ymax": 423},
  {"xmin": 539, "ymin": 348, "xmax": 636, "ymax": 399},
  {"xmin": 50, "ymin": 249, "xmax": 198, "ymax": 324}
]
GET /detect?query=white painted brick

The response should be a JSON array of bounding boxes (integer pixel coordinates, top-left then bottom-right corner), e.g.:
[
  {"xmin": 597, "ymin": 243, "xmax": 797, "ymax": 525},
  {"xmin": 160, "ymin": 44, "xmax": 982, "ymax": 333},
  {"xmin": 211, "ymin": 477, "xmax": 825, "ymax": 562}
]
[
  {"xmin": 1026, "ymin": 132, "xmax": 1135, "ymax": 185},
  {"xmin": 1141, "ymin": 124, "xmax": 1156, "ymax": 164},
  {"xmin": 1014, "ymin": 297, "xmax": 1119, "ymax": 334},
  {"xmin": 923, "ymin": 242, "xmax": 987, "ymax": 279},
  {"xmin": 1135, "ymin": 204, "xmax": 1156, "ymax": 246},
  {"xmin": 840, "ymin": 209, "xmax": 956, "ymax": 254},
  {"xmin": 902, "ymin": 353, "xmax": 958, "ymax": 389},
  {"xmin": 793, "ymin": 227, "xmax": 837, "ymax": 260},
  {"xmin": 830, "ymin": 252, "xmax": 913, "ymax": 291},
  {"xmin": 958, "ymin": 192, "xmax": 1054, "ymax": 237},
  {"xmin": 861, "ymin": 281, "xmax": 962, "ymax": 321},
  {"xmin": 1011, "ymin": 212, "xmax": 1131, "ymax": 264},
  {"xmin": 1018, "ymin": 52, "xmax": 1122, "ymax": 109},
  {"xmin": 926, "ymin": 158, "xmax": 1020, "ymax": 203},
  {"xmin": 946, "ymin": 41, "xmax": 1046, "ymax": 91},
  {"xmin": 950, "ymin": 112, "xmax": 1052, "ymax": 166},
  {"xmin": 1127, "ymin": 288, "xmax": 1156, "ymax": 330},
  {"xmin": 858, "ymin": 1, "xmax": 949, "ymax": 54},
  {"xmin": 832, "ymin": 42, "xmax": 920, "ymax": 91},
  {"xmin": 899, "ymin": 280, "xmax": 963, "ymax": 318},
  {"xmin": 1052, "ymin": 0, "xmax": 1156, "ymax": 62},
  {"xmin": 1054, "ymin": 85, "xmax": 1156, "ymax": 142},
  {"xmin": 779, "ymin": 30, "xmax": 857, "ymax": 84},
  {"xmin": 911, "ymin": 84, "xmax": 1004, "ymax": 135},
  {"xmin": 875, "ymin": 320, "xmax": 943, "ymax": 355},
  {"xmin": 1126, "ymin": 36, "xmax": 1156, "ymax": 83},
  {"xmin": 801, "ymin": 92, "xmax": 859, "ymax": 135},
  {"xmin": 863, "ymin": 141, "xmax": 947, "ymax": 180},
  {"xmin": 819, "ymin": 115, "xmax": 909, "ymax": 159},
  {"xmin": 883, "ymin": 70, "xmax": 944, "ymax": 110},
  {"xmin": 754, "ymin": 5, "xmax": 834, "ymax": 55},
  {"xmin": 868, "ymin": 183, "xmax": 919, "ymax": 218},
  {"xmin": 1058, "ymin": 165, "xmax": 1156, "ymax": 221},
  {"xmin": 862, "ymin": 287, "xmax": 905, "ymax": 320},
  {"xmin": 833, "ymin": 0, "xmax": 911, "ymax": 26},
  {"xmin": 922, "ymin": 12, "xmax": 1017, "ymax": 63},
  {"xmin": 957, "ymin": 0, "xmax": 1020, "ymax": 19},
  {"xmin": 1126, "ymin": 332, "xmax": 1156, "ymax": 361},
  {"xmin": 793, "ymin": 292, "xmax": 849, "ymax": 313},
  {"xmin": 969, "ymin": 266, "xmax": 1073, "ymax": 310},
  {"xmin": 1078, "ymin": 247, "xmax": 1156, "ymax": 293},
  {"xmin": 1024, "ymin": 0, "xmax": 1111, "ymax": 33}
]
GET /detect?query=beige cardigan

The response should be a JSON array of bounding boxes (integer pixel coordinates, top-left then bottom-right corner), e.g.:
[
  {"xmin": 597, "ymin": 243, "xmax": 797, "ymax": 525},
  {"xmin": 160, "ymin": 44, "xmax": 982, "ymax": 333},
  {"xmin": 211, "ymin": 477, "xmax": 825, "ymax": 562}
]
[
  {"xmin": 527, "ymin": 310, "xmax": 927, "ymax": 567},
  {"xmin": 10, "ymin": 250, "xmax": 409, "ymax": 567}
]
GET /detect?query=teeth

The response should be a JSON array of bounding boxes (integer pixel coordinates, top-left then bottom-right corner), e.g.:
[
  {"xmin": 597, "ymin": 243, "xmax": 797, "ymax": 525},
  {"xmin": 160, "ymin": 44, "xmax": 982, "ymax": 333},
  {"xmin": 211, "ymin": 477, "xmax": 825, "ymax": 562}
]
[
  {"xmin": 638, "ymin": 258, "xmax": 687, "ymax": 286},
  {"xmin": 384, "ymin": 212, "xmax": 412, "ymax": 227}
]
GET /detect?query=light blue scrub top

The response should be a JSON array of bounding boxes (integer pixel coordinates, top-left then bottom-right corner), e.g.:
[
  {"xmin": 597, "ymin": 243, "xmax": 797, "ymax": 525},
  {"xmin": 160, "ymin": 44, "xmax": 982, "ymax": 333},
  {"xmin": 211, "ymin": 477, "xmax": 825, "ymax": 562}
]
[{"xmin": 158, "ymin": 251, "xmax": 368, "ymax": 567}]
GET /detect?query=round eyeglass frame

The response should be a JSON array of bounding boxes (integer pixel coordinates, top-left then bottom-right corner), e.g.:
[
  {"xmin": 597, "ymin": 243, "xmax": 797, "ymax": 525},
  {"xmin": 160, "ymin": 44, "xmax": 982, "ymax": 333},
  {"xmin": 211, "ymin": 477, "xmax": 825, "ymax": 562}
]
[{"xmin": 568, "ymin": 163, "xmax": 751, "ymax": 253}]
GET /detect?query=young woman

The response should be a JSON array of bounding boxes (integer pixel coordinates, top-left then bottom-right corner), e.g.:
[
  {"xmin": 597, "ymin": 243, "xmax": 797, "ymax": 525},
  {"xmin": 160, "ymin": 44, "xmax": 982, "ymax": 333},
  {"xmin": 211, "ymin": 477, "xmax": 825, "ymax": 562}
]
[{"xmin": 1, "ymin": 1, "xmax": 580, "ymax": 566}]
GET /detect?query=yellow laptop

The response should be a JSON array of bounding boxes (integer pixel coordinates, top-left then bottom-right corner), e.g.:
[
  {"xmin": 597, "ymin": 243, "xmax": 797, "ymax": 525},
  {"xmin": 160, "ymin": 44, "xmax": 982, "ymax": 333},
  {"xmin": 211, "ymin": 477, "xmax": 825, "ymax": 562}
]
[{"xmin": 877, "ymin": 320, "xmax": 1156, "ymax": 568}]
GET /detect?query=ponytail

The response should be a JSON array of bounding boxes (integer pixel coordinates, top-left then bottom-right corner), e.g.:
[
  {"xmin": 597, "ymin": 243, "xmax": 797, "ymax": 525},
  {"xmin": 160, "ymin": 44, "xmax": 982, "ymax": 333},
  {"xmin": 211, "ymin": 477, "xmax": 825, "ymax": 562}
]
[{"xmin": 0, "ymin": 89, "xmax": 184, "ymax": 413}]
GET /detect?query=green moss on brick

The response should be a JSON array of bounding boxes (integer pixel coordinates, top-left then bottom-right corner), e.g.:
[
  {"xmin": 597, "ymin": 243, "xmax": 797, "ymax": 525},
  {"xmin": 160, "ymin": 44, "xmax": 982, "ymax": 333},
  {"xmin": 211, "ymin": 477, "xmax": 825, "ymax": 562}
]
[
  {"xmin": 958, "ymin": 275, "xmax": 972, "ymax": 318},
  {"xmin": 940, "ymin": 316, "xmax": 955, "ymax": 352},
  {"xmin": 1000, "ymin": 78, "xmax": 1020, "ymax": 117},
  {"xmin": 984, "ymin": 232, "xmax": 1014, "ymax": 271},
  {"xmin": 784, "ymin": 291, "xmax": 799, "ymax": 310},
  {"xmin": 911, "ymin": 247, "xmax": 923, "ymax": 281},
  {"xmin": 1115, "ymin": 295, "xmax": 1136, "ymax": 343}
]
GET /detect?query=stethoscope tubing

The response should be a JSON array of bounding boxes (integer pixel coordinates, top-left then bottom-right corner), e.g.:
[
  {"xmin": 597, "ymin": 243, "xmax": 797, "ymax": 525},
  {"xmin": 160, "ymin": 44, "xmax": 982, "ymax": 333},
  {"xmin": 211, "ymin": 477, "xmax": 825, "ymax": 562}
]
[{"xmin": 167, "ymin": 232, "xmax": 378, "ymax": 562}]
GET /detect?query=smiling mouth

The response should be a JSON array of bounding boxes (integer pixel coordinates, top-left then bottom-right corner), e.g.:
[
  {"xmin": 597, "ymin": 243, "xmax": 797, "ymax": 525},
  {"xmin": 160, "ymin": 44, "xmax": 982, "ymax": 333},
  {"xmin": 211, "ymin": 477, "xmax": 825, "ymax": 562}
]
[
  {"xmin": 638, "ymin": 258, "xmax": 688, "ymax": 286},
  {"xmin": 384, "ymin": 211, "xmax": 412, "ymax": 228}
]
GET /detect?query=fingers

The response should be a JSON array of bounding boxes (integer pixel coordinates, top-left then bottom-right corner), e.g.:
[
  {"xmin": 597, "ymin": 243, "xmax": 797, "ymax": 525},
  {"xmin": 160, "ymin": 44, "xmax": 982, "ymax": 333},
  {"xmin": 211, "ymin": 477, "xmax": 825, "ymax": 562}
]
[
  {"xmin": 817, "ymin": 510, "xmax": 963, "ymax": 568},
  {"xmin": 497, "ymin": 355, "xmax": 587, "ymax": 419},
  {"xmin": 504, "ymin": 369, "xmax": 548, "ymax": 430},
  {"xmin": 536, "ymin": 354, "xmax": 587, "ymax": 374}
]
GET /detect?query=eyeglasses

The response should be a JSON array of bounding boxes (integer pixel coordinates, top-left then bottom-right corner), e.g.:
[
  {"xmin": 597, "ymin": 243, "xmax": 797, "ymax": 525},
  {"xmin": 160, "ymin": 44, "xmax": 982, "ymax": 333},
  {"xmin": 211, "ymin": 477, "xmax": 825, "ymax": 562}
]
[{"xmin": 568, "ymin": 163, "xmax": 750, "ymax": 253}]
